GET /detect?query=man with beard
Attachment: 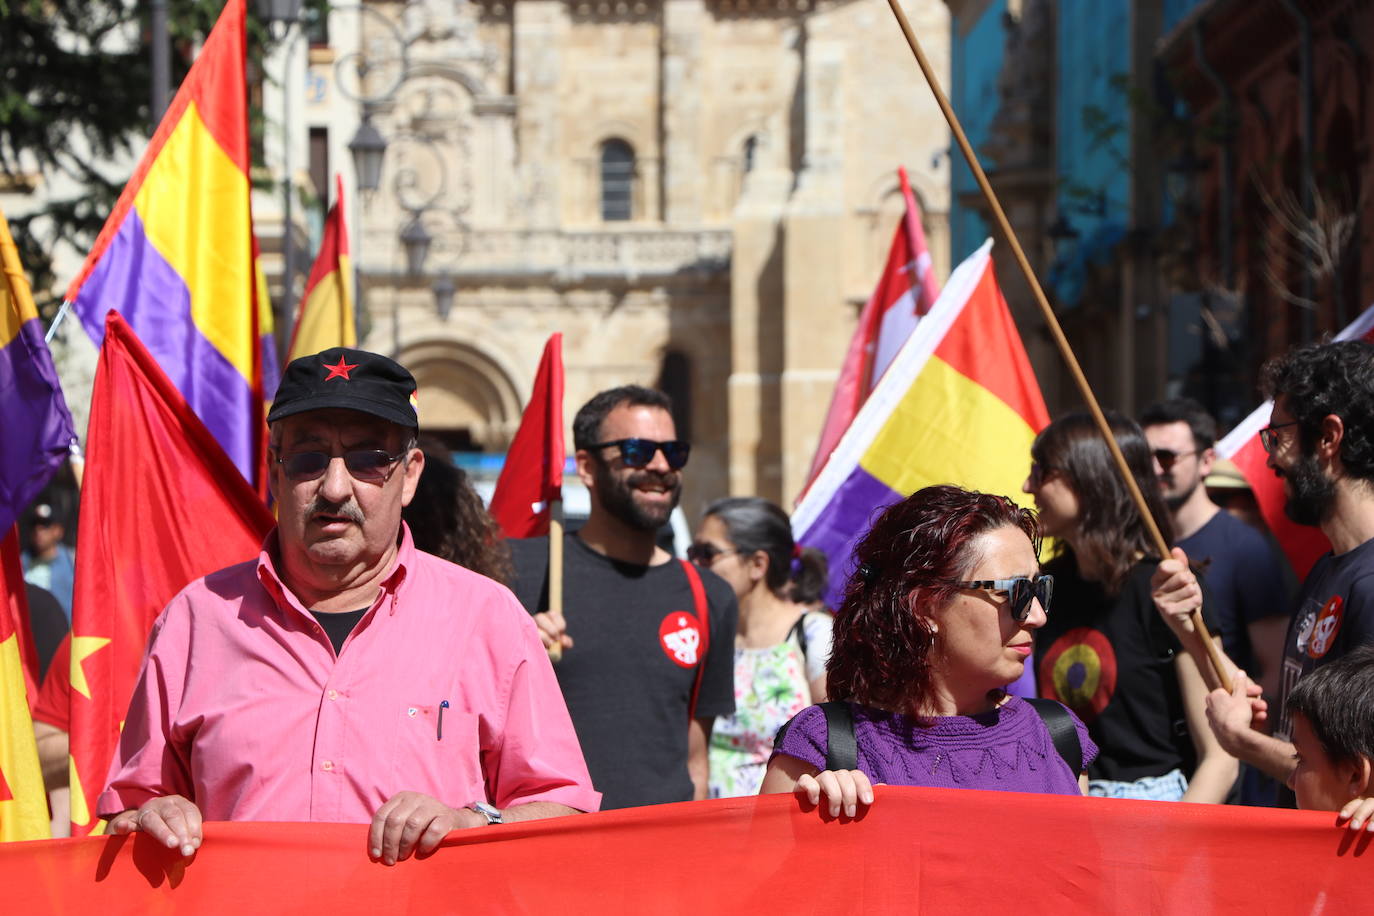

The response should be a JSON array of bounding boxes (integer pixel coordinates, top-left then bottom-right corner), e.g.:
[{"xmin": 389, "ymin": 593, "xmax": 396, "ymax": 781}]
[
  {"xmin": 99, "ymin": 349, "xmax": 598, "ymax": 862},
  {"xmin": 1142, "ymin": 398, "xmax": 1290, "ymax": 707},
  {"xmin": 508, "ymin": 386, "xmax": 737, "ymax": 809},
  {"xmin": 1157, "ymin": 341, "xmax": 1374, "ymax": 806}
]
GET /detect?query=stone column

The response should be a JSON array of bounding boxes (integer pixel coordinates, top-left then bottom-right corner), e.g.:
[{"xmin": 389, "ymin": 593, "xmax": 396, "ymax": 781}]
[
  {"xmin": 779, "ymin": 35, "xmax": 848, "ymax": 504},
  {"xmin": 512, "ymin": 1, "xmax": 567, "ymax": 228},
  {"xmin": 661, "ymin": 0, "xmax": 705, "ymax": 225}
]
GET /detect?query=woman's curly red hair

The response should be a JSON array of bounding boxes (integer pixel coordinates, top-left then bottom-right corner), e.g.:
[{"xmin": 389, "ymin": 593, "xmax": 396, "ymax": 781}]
[{"xmin": 826, "ymin": 485, "xmax": 1039, "ymax": 715}]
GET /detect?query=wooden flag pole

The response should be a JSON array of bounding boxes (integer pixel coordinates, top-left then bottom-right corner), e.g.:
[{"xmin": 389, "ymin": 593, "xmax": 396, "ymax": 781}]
[
  {"xmin": 548, "ymin": 499, "xmax": 565, "ymax": 664},
  {"xmin": 884, "ymin": 0, "xmax": 1232, "ymax": 692}
]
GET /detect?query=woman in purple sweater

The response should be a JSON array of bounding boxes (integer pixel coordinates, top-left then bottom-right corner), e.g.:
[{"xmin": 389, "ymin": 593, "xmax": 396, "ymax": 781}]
[{"xmin": 760, "ymin": 485, "xmax": 1094, "ymax": 817}]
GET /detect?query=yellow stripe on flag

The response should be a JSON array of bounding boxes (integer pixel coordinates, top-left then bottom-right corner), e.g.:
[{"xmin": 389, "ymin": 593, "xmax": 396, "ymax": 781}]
[
  {"xmin": 860, "ymin": 355, "xmax": 1039, "ymax": 509},
  {"xmin": 0, "ymin": 207, "xmax": 40, "ymax": 347},
  {"xmin": 134, "ymin": 101, "xmax": 253, "ymax": 382},
  {"xmin": 0, "ymin": 634, "xmax": 49, "ymax": 841}
]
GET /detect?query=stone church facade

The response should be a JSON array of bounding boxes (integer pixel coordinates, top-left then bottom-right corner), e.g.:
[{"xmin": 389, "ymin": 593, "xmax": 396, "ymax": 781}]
[{"xmin": 299, "ymin": 0, "xmax": 952, "ymax": 515}]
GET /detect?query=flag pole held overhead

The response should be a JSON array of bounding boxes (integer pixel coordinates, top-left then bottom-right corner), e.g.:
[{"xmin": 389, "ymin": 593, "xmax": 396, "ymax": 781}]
[{"xmin": 882, "ymin": 0, "xmax": 1231, "ymax": 691}]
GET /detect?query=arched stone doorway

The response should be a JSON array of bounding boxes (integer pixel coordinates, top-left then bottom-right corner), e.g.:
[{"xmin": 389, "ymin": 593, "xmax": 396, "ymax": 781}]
[{"xmin": 399, "ymin": 338, "xmax": 523, "ymax": 454}]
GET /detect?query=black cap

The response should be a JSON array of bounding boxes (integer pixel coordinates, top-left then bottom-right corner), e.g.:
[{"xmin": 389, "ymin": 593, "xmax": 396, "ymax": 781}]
[{"xmin": 267, "ymin": 348, "xmax": 419, "ymax": 429}]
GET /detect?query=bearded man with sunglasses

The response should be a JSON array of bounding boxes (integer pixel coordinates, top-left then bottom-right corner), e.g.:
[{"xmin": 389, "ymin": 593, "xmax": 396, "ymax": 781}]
[
  {"xmin": 99, "ymin": 349, "xmax": 598, "ymax": 864},
  {"xmin": 508, "ymin": 385, "xmax": 738, "ymax": 809}
]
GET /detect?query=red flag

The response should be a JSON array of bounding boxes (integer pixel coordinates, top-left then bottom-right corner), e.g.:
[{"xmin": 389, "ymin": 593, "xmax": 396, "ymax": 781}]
[
  {"xmin": 488, "ymin": 334, "xmax": 564, "ymax": 538},
  {"xmin": 1216, "ymin": 302, "xmax": 1374, "ymax": 578},
  {"xmin": 0, "ymin": 529, "xmax": 39, "ymax": 705},
  {"xmin": 66, "ymin": 312, "xmax": 275, "ymax": 836},
  {"xmin": 802, "ymin": 166, "xmax": 940, "ymax": 498}
]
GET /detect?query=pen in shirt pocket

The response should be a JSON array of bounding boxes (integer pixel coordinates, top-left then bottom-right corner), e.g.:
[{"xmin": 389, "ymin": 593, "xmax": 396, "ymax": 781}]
[{"xmin": 437, "ymin": 700, "xmax": 449, "ymax": 741}]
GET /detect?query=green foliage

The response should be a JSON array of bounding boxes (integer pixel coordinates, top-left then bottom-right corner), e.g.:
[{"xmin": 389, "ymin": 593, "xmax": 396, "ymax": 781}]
[{"xmin": 0, "ymin": 0, "xmax": 322, "ymax": 317}]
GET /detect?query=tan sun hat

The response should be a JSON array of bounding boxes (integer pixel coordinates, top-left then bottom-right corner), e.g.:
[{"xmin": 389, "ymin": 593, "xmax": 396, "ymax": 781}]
[{"xmin": 1205, "ymin": 457, "xmax": 1250, "ymax": 491}]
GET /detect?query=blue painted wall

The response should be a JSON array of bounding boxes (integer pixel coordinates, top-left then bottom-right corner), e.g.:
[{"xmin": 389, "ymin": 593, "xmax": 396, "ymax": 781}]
[
  {"xmin": 948, "ymin": 1, "xmax": 1007, "ymax": 263},
  {"xmin": 1048, "ymin": 0, "xmax": 1132, "ymax": 306}
]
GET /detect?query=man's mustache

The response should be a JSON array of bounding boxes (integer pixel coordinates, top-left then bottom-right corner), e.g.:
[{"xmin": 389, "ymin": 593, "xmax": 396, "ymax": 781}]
[{"xmin": 308, "ymin": 498, "xmax": 365, "ymax": 524}]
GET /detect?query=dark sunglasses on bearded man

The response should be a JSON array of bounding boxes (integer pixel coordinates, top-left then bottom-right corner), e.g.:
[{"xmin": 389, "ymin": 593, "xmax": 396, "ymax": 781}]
[{"xmin": 586, "ymin": 437, "xmax": 691, "ymax": 470}]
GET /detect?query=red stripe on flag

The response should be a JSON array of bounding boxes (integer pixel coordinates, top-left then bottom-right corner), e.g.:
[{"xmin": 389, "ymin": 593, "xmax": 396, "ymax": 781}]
[{"xmin": 933, "ymin": 263, "xmax": 1050, "ymax": 432}]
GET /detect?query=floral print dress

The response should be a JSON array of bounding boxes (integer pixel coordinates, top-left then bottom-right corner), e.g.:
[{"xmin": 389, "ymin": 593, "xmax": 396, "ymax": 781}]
[{"xmin": 708, "ymin": 612, "xmax": 832, "ymax": 798}]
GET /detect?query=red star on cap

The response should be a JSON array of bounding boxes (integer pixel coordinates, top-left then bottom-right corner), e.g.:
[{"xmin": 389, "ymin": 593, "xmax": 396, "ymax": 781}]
[{"xmin": 323, "ymin": 356, "xmax": 359, "ymax": 381}]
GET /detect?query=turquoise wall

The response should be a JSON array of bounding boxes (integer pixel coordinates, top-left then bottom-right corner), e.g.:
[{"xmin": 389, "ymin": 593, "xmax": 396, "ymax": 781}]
[{"xmin": 948, "ymin": 0, "xmax": 1007, "ymax": 263}]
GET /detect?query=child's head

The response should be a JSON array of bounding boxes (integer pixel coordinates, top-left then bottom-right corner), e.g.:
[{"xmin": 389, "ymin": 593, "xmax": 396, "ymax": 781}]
[{"xmin": 1285, "ymin": 645, "xmax": 1374, "ymax": 810}]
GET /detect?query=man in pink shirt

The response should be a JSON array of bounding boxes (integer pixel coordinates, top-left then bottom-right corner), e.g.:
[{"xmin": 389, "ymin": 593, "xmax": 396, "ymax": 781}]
[{"xmin": 100, "ymin": 348, "xmax": 599, "ymax": 864}]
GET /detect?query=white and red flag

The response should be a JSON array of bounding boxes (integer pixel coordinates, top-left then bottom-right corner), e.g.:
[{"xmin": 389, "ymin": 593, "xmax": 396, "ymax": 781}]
[
  {"xmin": 1217, "ymin": 302, "xmax": 1374, "ymax": 578},
  {"xmin": 801, "ymin": 166, "xmax": 940, "ymax": 496}
]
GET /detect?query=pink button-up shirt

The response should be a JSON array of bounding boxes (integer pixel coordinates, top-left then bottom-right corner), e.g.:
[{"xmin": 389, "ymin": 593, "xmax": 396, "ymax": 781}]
[{"xmin": 99, "ymin": 526, "xmax": 600, "ymax": 822}]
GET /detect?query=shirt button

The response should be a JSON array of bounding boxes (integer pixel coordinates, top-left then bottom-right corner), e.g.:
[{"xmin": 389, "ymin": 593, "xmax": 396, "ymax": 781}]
[
  {"xmin": 321, "ymin": 760, "xmax": 334, "ymax": 771},
  {"xmin": 327, "ymin": 689, "xmax": 338, "ymax": 700}
]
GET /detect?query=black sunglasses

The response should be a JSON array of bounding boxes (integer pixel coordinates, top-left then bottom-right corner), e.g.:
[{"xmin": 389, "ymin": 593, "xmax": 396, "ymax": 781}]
[
  {"xmin": 1152, "ymin": 448, "xmax": 1202, "ymax": 472},
  {"xmin": 275, "ymin": 449, "xmax": 408, "ymax": 483},
  {"xmin": 950, "ymin": 575, "xmax": 1054, "ymax": 622},
  {"xmin": 1259, "ymin": 420, "xmax": 1300, "ymax": 455},
  {"xmin": 588, "ymin": 438, "xmax": 691, "ymax": 470},
  {"xmin": 686, "ymin": 542, "xmax": 738, "ymax": 566}
]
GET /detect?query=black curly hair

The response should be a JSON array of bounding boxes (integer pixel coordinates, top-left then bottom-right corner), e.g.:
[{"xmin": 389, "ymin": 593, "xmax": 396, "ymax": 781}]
[{"xmin": 1262, "ymin": 340, "xmax": 1374, "ymax": 484}]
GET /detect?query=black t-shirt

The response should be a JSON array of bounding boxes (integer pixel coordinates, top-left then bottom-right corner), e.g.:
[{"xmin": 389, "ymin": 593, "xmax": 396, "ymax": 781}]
[
  {"xmin": 25, "ymin": 583, "xmax": 68, "ymax": 683},
  {"xmin": 508, "ymin": 533, "xmax": 738, "ymax": 810},
  {"xmin": 1034, "ymin": 557, "xmax": 1217, "ymax": 784},
  {"xmin": 1276, "ymin": 537, "xmax": 1374, "ymax": 742},
  {"xmin": 309, "ymin": 608, "xmax": 368, "ymax": 656},
  {"xmin": 1178, "ymin": 510, "xmax": 1290, "ymax": 675}
]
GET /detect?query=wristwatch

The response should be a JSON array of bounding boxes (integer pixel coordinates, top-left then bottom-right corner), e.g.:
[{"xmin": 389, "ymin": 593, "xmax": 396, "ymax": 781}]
[{"xmin": 468, "ymin": 801, "xmax": 503, "ymax": 825}]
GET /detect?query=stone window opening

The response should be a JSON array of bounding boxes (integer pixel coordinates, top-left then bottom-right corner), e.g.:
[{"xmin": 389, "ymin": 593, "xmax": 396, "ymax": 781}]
[{"xmin": 600, "ymin": 138, "xmax": 636, "ymax": 222}]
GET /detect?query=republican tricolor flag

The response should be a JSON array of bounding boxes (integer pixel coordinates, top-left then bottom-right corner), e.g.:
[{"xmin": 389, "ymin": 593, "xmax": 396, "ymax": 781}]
[
  {"xmin": 64, "ymin": 0, "xmax": 263, "ymax": 487},
  {"xmin": 803, "ymin": 167, "xmax": 940, "ymax": 494},
  {"xmin": 793, "ymin": 240, "xmax": 1048, "ymax": 606}
]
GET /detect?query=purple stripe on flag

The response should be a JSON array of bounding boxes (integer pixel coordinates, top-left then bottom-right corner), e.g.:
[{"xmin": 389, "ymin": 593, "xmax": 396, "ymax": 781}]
[
  {"xmin": 73, "ymin": 209, "xmax": 256, "ymax": 479},
  {"xmin": 0, "ymin": 318, "xmax": 75, "ymax": 532},
  {"xmin": 795, "ymin": 465, "xmax": 903, "ymax": 609}
]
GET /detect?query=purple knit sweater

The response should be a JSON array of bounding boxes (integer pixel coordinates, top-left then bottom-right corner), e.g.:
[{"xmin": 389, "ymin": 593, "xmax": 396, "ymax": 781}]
[{"xmin": 772, "ymin": 697, "xmax": 1096, "ymax": 796}]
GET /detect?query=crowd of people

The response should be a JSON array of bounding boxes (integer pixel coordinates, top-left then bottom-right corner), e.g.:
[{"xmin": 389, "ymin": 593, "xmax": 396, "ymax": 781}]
[{"xmin": 21, "ymin": 336, "xmax": 1374, "ymax": 859}]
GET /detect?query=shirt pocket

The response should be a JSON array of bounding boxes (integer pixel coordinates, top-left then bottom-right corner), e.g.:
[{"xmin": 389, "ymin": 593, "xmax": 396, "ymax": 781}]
[{"xmin": 391, "ymin": 703, "xmax": 483, "ymax": 808}]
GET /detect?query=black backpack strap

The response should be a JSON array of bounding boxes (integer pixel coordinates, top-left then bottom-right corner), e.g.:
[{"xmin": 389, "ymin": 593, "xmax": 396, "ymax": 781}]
[
  {"xmin": 819, "ymin": 701, "xmax": 857, "ymax": 772},
  {"xmin": 787, "ymin": 613, "xmax": 810, "ymax": 660},
  {"xmin": 1026, "ymin": 697, "xmax": 1083, "ymax": 775}
]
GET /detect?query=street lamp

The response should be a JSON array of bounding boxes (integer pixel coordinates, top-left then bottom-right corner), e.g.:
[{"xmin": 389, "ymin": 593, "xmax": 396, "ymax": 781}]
[
  {"xmin": 348, "ymin": 116, "xmax": 389, "ymax": 194},
  {"xmin": 400, "ymin": 216, "xmax": 433, "ymax": 277},
  {"xmin": 432, "ymin": 274, "xmax": 457, "ymax": 321}
]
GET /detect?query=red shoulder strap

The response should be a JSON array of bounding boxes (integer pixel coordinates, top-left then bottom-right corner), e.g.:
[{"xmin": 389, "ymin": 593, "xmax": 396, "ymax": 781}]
[{"xmin": 680, "ymin": 559, "xmax": 710, "ymax": 721}]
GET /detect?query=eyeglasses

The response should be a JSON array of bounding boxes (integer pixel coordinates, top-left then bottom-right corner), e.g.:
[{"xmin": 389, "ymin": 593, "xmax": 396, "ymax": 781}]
[
  {"xmin": 1259, "ymin": 420, "xmax": 1300, "ymax": 455},
  {"xmin": 1027, "ymin": 462, "xmax": 1061, "ymax": 488},
  {"xmin": 686, "ymin": 542, "xmax": 738, "ymax": 566},
  {"xmin": 950, "ymin": 575, "xmax": 1054, "ymax": 622},
  {"xmin": 587, "ymin": 438, "xmax": 691, "ymax": 470},
  {"xmin": 275, "ymin": 449, "xmax": 408, "ymax": 483},
  {"xmin": 1152, "ymin": 448, "xmax": 1202, "ymax": 472}
]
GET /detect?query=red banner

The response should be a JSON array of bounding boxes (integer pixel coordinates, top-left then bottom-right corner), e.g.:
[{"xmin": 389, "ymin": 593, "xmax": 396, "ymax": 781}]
[{"xmin": 4, "ymin": 788, "xmax": 1366, "ymax": 913}]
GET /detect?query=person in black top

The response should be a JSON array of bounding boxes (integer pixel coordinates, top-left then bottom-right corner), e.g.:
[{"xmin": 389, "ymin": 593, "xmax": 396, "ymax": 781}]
[
  {"xmin": 1024, "ymin": 411, "xmax": 1236, "ymax": 802},
  {"xmin": 509, "ymin": 385, "xmax": 737, "ymax": 809}
]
